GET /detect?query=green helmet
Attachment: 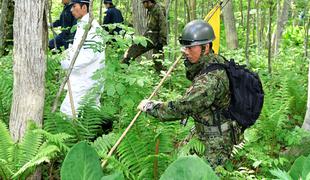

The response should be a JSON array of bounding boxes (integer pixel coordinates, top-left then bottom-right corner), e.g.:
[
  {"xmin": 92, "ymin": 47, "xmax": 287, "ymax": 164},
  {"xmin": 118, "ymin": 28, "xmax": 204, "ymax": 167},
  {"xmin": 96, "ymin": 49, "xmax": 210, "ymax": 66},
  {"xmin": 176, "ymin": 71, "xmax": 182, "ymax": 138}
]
[{"xmin": 179, "ymin": 20, "xmax": 215, "ymax": 47}]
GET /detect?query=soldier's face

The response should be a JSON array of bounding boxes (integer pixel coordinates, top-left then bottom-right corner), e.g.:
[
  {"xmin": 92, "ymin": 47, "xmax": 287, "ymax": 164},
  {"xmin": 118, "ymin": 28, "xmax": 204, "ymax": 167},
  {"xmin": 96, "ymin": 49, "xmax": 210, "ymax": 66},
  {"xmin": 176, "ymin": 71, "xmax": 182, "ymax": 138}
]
[
  {"xmin": 71, "ymin": 3, "xmax": 87, "ymax": 19},
  {"xmin": 182, "ymin": 45, "xmax": 202, "ymax": 63}
]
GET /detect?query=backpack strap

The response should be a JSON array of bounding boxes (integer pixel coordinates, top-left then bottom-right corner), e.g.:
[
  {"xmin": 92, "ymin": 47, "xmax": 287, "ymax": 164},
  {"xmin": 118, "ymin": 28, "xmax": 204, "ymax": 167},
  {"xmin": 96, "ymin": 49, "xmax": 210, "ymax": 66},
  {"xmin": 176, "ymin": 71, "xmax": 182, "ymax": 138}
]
[{"xmin": 201, "ymin": 63, "xmax": 226, "ymax": 75}]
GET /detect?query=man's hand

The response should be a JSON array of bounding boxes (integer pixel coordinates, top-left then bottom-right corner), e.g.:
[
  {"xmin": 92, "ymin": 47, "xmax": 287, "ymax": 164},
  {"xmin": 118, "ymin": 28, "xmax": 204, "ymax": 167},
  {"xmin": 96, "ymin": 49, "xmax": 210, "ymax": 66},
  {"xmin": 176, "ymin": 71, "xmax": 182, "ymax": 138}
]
[{"xmin": 138, "ymin": 99, "xmax": 161, "ymax": 112}]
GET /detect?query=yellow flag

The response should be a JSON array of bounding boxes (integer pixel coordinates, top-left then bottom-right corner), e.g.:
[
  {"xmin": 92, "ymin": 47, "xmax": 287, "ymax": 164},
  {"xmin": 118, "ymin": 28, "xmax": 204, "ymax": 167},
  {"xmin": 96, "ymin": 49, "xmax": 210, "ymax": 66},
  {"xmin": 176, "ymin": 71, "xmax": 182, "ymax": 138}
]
[{"xmin": 204, "ymin": 4, "xmax": 221, "ymax": 54}]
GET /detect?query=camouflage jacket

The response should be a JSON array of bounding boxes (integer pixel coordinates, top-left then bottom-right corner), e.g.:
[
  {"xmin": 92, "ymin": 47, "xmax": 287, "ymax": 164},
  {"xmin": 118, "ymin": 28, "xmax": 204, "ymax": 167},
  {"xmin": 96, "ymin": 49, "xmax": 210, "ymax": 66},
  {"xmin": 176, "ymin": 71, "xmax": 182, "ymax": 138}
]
[
  {"xmin": 144, "ymin": 3, "xmax": 167, "ymax": 45},
  {"xmin": 148, "ymin": 52, "xmax": 231, "ymax": 132}
]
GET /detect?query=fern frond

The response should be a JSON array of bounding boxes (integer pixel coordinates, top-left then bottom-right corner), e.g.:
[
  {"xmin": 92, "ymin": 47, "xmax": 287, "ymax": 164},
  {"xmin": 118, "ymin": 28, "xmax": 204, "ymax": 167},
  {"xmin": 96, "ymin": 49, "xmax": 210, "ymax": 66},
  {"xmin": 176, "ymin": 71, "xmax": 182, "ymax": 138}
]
[
  {"xmin": 178, "ymin": 136, "xmax": 205, "ymax": 157},
  {"xmin": 19, "ymin": 122, "xmax": 43, "ymax": 168},
  {"xmin": 34, "ymin": 129, "xmax": 71, "ymax": 153},
  {"xmin": 117, "ymin": 132, "xmax": 149, "ymax": 176},
  {"xmin": 92, "ymin": 133, "xmax": 117, "ymax": 157},
  {"xmin": 0, "ymin": 158, "xmax": 13, "ymax": 179},
  {"xmin": 11, "ymin": 142, "xmax": 60, "ymax": 178},
  {"xmin": 0, "ymin": 121, "xmax": 13, "ymax": 161},
  {"xmin": 76, "ymin": 104, "xmax": 112, "ymax": 141}
]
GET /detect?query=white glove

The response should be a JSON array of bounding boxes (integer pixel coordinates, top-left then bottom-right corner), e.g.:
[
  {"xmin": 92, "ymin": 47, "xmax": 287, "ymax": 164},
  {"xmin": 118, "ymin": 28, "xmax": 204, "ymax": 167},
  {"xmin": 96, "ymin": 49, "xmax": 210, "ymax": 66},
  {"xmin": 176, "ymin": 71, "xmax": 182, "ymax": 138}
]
[{"xmin": 138, "ymin": 99, "xmax": 161, "ymax": 112}]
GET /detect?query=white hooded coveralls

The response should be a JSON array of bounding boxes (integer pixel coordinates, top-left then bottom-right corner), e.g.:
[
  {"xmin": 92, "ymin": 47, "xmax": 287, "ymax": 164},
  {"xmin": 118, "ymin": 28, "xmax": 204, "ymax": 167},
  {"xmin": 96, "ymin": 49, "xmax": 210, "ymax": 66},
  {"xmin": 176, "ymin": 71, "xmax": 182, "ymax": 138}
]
[{"xmin": 60, "ymin": 13, "xmax": 105, "ymax": 117}]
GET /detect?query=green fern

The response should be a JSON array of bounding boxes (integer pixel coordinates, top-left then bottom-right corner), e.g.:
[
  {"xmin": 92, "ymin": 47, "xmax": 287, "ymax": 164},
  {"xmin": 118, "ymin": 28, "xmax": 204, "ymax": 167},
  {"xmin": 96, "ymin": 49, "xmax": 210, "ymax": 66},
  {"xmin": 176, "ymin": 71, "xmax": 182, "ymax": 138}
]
[
  {"xmin": 0, "ymin": 121, "xmax": 13, "ymax": 161},
  {"xmin": 0, "ymin": 55, "xmax": 13, "ymax": 124},
  {"xmin": 0, "ymin": 120, "xmax": 69, "ymax": 179}
]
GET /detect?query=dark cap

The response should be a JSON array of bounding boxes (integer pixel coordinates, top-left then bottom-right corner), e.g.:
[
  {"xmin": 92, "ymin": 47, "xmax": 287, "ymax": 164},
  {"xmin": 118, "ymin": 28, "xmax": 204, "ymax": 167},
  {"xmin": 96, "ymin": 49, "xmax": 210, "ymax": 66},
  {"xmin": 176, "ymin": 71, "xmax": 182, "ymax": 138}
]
[
  {"xmin": 70, "ymin": 0, "xmax": 90, "ymax": 4},
  {"xmin": 104, "ymin": 0, "xmax": 113, "ymax": 4}
]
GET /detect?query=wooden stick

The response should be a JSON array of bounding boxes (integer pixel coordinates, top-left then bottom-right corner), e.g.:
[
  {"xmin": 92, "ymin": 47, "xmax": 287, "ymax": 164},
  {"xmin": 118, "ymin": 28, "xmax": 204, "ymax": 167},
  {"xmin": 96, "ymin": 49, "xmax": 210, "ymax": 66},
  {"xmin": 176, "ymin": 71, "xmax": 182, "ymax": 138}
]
[
  {"xmin": 52, "ymin": 0, "xmax": 94, "ymax": 113},
  {"xmin": 101, "ymin": 55, "xmax": 183, "ymax": 168},
  {"xmin": 67, "ymin": 79, "xmax": 77, "ymax": 118}
]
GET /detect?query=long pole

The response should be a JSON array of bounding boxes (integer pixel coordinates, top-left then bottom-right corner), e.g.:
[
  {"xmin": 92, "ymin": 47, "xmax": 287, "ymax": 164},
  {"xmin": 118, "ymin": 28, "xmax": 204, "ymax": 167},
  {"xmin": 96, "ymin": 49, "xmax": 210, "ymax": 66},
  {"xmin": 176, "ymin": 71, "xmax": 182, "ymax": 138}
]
[{"xmin": 101, "ymin": 55, "xmax": 183, "ymax": 168}]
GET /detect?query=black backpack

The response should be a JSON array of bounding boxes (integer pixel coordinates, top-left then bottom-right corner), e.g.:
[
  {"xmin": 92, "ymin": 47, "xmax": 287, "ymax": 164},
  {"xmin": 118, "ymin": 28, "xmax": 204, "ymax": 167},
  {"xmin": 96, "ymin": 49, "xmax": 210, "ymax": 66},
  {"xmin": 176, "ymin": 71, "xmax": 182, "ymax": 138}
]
[{"xmin": 203, "ymin": 58, "xmax": 264, "ymax": 128}]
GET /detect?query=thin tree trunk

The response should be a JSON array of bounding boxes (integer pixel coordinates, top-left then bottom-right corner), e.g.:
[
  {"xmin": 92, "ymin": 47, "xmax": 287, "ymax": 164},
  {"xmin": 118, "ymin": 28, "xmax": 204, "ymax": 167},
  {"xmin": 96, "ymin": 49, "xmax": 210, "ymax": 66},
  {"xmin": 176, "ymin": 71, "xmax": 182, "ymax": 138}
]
[
  {"xmin": 271, "ymin": 0, "xmax": 281, "ymax": 55},
  {"xmin": 132, "ymin": 0, "xmax": 147, "ymax": 35},
  {"xmin": 174, "ymin": 0, "xmax": 179, "ymax": 55},
  {"xmin": 303, "ymin": 17, "xmax": 310, "ymax": 131},
  {"xmin": 99, "ymin": 0, "xmax": 103, "ymax": 25},
  {"xmin": 256, "ymin": 0, "xmax": 261, "ymax": 53},
  {"xmin": 165, "ymin": 0, "xmax": 171, "ymax": 45},
  {"xmin": 261, "ymin": 8, "xmax": 266, "ymax": 48},
  {"xmin": 189, "ymin": 0, "xmax": 196, "ymax": 20},
  {"xmin": 245, "ymin": 0, "xmax": 251, "ymax": 66},
  {"xmin": 273, "ymin": 0, "xmax": 291, "ymax": 55},
  {"xmin": 252, "ymin": 13, "xmax": 255, "ymax": 44},
  {"xmin": 0, "ymin": 0, "xmax": 9, "ymax": 56},
  {"xmin": 268, "ymin": 1, "xmax": 273, "ymax": 74},
  {"xmin": 305, "ymin": 17, "xmax": 310, "ymax": 58},
  {"xmin": 291, "ymin": 0, "xmax": 296, "ymax": 27},
  {"xmin": 222, "ymin": 0, "xmax": 238, "ymax": 49},
  {"xmin": 201, "ymin": 0, "xmax": 205, "ymax": 18},
  {"xmin": 184, "ymin": 0, "xmax": 190, "ymax": 23},
  {"xmin": 10, "ymin": 0, "xmax": 47, "ymax": 141},
  {"xmin": 240, "ymin": 0, "xmax": 244, "ymax": 28}
]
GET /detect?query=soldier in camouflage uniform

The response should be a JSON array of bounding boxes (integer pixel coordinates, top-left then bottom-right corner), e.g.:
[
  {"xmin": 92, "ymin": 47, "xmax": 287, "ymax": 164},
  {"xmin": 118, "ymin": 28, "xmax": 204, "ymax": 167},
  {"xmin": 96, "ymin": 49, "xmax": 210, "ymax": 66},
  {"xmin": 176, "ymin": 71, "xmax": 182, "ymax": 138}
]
[
  {"xmin": 138, "ymin": 20, "xmax": 242, "ymax": 168},
  {"xmin": 121, "ymin": 0, "xmax": 167, "ymax": 72}
]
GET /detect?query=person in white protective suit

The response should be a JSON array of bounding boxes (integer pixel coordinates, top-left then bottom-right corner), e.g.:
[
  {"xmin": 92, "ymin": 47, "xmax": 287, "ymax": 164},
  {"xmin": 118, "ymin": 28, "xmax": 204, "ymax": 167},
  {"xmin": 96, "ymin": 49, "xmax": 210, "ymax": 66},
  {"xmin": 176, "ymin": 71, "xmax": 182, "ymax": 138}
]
[{"xmin": 60, "ymin": 0, "xmax": 105, "ymax": 117}]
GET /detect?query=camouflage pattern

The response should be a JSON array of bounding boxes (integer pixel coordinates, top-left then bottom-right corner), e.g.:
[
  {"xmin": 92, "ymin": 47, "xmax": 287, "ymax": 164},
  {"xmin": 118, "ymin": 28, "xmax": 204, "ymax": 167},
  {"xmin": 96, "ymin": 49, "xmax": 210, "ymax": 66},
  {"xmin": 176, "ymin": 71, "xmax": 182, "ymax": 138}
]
[
  {"xmin": 122, "ymin": 3, "xmax": 167, "ymax": 72},
  {"xmin": 144, "ymin": 3, "xmax": 167, "ymax": 46},
  {"xmin": 147, "ymin": 52, "xmax": 243, "ymax": 168}
]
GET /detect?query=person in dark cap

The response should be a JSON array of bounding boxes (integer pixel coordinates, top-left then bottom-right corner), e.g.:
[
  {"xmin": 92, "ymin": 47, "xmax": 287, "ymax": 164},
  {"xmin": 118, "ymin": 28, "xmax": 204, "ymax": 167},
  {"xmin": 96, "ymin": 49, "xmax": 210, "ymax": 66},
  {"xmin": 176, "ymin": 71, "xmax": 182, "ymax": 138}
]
[
  {"xmin": 60, "ymin": 0, "xmax": 105, "ymax": 117},
  {"xmin": 103, "ymin": 0, "xmax": 124, "ymax": 35},
  {"xmin": 49, "ymin": 0, "xmax": 77, "ymax": 51}
]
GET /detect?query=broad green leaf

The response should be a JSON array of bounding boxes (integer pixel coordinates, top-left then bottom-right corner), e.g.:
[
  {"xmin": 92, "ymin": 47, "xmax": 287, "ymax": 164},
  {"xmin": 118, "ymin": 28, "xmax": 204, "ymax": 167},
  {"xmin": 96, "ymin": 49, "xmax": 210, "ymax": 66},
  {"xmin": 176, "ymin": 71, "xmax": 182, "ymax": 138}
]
[
  {"xmin": 160, "ymin": 156, "xmax": 219, "ymax": 180},
  {"xmin": 115, "ymin": 83, "xmax": 126, "ymax": 95},
  {"xmin": 302, "ymin": 155, "xmax": 310, "ymax": 180},
  {"xmin": 106, "ymin": 85, "xmax": 116, "ymax": 97},
  {"xmin": 289, "ymin": 155, "xmax": 306, "ymax": 180},
  {"xmin": 101, "ymin": 172, "xmax": 124, "ymax": 180},
  {"xmin": 270, "ymin": 168, "xmax": 293, "ymax": 180},
  {"xmin": 61, "ymin": 141, "xmax": 104, "ymax": 180}
]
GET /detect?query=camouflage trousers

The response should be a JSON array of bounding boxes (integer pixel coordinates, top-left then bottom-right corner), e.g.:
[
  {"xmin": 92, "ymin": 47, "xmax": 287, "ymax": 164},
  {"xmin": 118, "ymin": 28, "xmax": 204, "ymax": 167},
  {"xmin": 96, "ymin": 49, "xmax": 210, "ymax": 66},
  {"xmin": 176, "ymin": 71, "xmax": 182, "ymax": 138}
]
[
  {"xmin": 196, "ymin": 121, "xmax": 243, "ymax": 168},
  {"xmin": 121, "ymin": 40, "xmax": 165, "ymax": 72}
]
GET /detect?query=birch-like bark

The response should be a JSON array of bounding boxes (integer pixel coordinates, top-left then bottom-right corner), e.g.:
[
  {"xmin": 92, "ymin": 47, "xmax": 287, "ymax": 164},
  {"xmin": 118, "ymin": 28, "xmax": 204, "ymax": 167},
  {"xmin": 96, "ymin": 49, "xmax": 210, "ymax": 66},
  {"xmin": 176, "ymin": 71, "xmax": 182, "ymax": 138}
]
[{"xmin": 10, "ymin": 0, "xmax": 47, "ymax": 141}]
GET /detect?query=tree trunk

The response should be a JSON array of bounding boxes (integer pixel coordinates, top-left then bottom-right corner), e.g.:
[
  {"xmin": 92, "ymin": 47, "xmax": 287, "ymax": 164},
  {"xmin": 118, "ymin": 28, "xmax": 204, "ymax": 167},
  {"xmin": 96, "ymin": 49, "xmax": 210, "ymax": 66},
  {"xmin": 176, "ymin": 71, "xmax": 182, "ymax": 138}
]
[
  {"xmin": 0, "ymin": 0, "xmax": 9, "ymax": 56},
  {"xmin": 201, "ymin": 0, "xmax": 205, "ymax": 18},
  {"xmin": 268, "ymin": 1, "xmax": 273, "ymax": 74},
  {"xmin": 305, "ymin": 17, "xmax": 310, "ymax": 58},
  {"xmin": 273, "ymin": 0, "xmax": 291, "ymax": 55},
  {"xmin": 99, "ymin": 0, "xmax": 103, "ymax": 25},
  {"xmin": 165, "ymin": 0, "xmax": 171, "ymax": 45},
  {"xmin": 256, "ymin": 0, "xmax": 261, "ymax": 53},
  {"xmin": 304, "ymin": 66, "xmax": 310, "ymax": 131},
  {"xmin": 132, "ymin": 0, "xmax": 147, "ymax": 35},
  {"xmin": 245, "ymin": 0, "xmax": 251, "ymax": 66},
  {"xmin": 184, "ymin": 0, "xmax": 190, "ymax": 23},
  {"xmin": 222, "ymin": 0, "xmax": 238, "ymax": 49},
  {"xmin": 10, "ymin": 0, "xmax": 47, "ymax": 142},
  {"xmin": 174, "ymin": 0, "xmax": 178, "ymax": 51},
  {"xmin": 189, "ymin": 0, "xmax": 196, "ymax": 20},
  {"xmin": 0, "ymin": 0, "xmax": 13, "ymax": 57},
  {"xmin": 303, "ymin": 18, "xmax": 310, "ymax": 131},
  {"xmin": 260, "ymin": 8, "xmax": 266, "ymax": 48},
  {"xmin": 240, "ymin": 0, "xmax": 244, "ymax": 28}
]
